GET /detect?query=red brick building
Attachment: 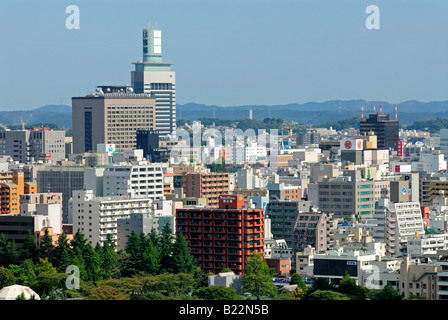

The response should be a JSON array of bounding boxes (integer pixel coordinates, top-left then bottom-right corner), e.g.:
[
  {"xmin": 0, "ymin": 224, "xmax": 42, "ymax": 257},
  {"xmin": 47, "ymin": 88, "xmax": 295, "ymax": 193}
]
[{"xmin": 176, "ymin": 194, "xmax": 264, "ymax": 275}]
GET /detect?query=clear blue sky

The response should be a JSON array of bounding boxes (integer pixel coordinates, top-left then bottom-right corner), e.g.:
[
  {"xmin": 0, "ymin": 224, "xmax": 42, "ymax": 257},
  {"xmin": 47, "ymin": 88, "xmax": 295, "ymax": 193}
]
[{"xmin": 0, "ymin": 0, "xmax": 447, "ymax": 110}]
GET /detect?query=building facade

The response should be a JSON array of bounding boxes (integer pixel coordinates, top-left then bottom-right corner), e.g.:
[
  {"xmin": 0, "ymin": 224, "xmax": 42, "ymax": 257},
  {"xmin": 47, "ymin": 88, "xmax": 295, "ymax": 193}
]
[
  {"xmin": 360, "ymin": 113, "xmax": 399, "ymax": 150},
  {"xmin": 131, "ymin": 26, "xmax": 176, "ymax": 137},
  {"xmin": 0, "ymin": 128, "xmax": 66, "ymax": 163},
  {"xmin": 317, "ymin": 179, "xmax": 376, "ymax": 219},
  {"xmin": 182, "ymin": 172, "xmax": 230, "ymax": 208},
  {"xmin": 176, "ymin": 194, "xmax": 265, "ymax": 275},
  {"xmin": 72, "ymin": 189, "xmax": 156, "ymax": 247},
  {"xmin": 72, "ymin": 85, "xmax": 156, "ymax": 153}
]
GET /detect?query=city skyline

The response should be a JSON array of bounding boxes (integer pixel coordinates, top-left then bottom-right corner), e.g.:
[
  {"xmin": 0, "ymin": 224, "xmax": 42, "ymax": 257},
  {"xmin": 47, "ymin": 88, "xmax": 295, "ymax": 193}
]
[{"xmin": 0, "ymin": 0, "xmax": 447, "ymax": 110}]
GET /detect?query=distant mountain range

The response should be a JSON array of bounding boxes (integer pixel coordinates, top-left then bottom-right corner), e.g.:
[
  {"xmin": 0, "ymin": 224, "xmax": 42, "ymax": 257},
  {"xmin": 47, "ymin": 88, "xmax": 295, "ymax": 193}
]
[
  {"xmin": 177, "ymin": 100, "xmax": 448, "ymax": 125},
  {"xmin": 1, "ymin": 100, "xmax": 448, "ymax": 129},
  {"xmin": 0, "ymin": 105, "xmax": 72, "ymax": 129}
]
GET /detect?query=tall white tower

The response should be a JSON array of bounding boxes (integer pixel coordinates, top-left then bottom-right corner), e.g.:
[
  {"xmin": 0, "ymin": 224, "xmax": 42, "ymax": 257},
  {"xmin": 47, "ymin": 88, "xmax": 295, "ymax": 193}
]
[{"xmin": 131, "ymin": 24, "xmax": 176, "ymax": 137}]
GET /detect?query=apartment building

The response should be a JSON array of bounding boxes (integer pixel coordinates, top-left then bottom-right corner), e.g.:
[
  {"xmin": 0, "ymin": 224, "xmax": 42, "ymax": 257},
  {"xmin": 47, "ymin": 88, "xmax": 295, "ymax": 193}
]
[
  {"xmin": 72, "ymin": 189, "xmax": 156, "ymax": 247},
  {"xmin": 373, "ymin": 199, "xmax": 425, "ymax": 257},
  {"xmin": 292, "ymin": 208, "xmax": 333, "ymax": 253},
  {"xmin": 176, "ymin": 194, "xmax": 265, "ymax": 275},
  {"xmin": 182, "ymin": 172, "xmax": 230, "ymax": 208},
  {"xmin": 102, "ymin": 162, "xmax": 165, "ymax": 199},
  {"xmin": 1, "ymin": 170, "xmax": 36, "ymax": 214}
]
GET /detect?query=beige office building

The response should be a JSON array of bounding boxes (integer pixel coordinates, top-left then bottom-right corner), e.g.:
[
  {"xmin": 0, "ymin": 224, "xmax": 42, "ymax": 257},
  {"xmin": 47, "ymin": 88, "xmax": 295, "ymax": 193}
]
[{"xmin": 72, "ymin": 85, "xmax": 156, "ymax": 154}]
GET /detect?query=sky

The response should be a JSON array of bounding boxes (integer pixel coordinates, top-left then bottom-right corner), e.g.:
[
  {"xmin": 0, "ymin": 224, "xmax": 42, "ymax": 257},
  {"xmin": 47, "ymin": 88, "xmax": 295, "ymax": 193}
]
[{"xmin": 0, "ymin": 0, "xmax": 447, "ymax": 110}]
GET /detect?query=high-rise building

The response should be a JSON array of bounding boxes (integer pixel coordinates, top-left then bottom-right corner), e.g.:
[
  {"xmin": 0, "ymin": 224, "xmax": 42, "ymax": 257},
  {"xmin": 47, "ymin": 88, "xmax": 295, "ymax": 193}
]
[
  {"xmin": 0, "ymin": 128, "xmax": 66, "ymax": 163},
  {"xmin": 131, "ymin": 25, "xmax": 176, "ymax": 137},
  {"xmin": 72, "ymin": 189, "xmax": 156, "ymax": 247},
  {"xmin": 360, "ymin": 112, "xmax": 399, "ymax": 150},
  {"xmin": 176, "ymin": 194, "xmax": 265, "ymax": 275},
  {"xmin": 72, "ymin": 85, "xmax": 156, "ymax": 153}
]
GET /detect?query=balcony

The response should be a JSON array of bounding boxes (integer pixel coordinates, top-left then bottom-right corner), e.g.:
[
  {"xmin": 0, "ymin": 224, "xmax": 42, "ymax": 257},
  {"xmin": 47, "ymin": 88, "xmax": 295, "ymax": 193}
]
[{"xmin": 227, "ymin": 242, "xmax": 242, "ymax": 249}]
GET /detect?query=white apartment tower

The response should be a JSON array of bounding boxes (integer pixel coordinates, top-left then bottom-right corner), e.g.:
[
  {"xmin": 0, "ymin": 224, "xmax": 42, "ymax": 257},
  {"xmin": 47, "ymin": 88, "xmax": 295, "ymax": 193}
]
[
  {"xmin": 103, "ymin": 162, "xmax": 165, "ymax": 199},
  {"xmin": 72, "ymin": 189, "xmax": 155, "ymax": 247},
  {"xmin": 131, "ymin": 24, "xmax": 176, "ymax": 137},
  {"xmin": 373, "ymin": 199, "xmax": 425, "ymax": 257}
]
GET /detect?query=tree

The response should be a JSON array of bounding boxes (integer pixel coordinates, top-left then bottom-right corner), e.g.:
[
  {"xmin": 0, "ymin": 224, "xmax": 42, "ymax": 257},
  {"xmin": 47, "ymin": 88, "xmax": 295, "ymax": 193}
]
[
  {"xmin": 242, "ymin": 253, "xmax": 277, "ymax": 300},
  {"xmin": 337, "ymin": 272, "xmax": 368, "ymax": 300},
  {"xmin": 369, "ymin": 282, "xmax": 403, "ymax": 300},
  {"xmin": 83, "ymin": 244, "xmax": 102, "ymax": 284},
  {"xmin": 50, "ymin": 233, "xmax": 71, "ymax": 271},
  {"xmin": 159, "ymin": 224, "xmax": 175, "ymax": 273},
  {"xmin": 307, "ymin": 290, "xmax": 350, "ymax": 300},
  {"xmin": 8, "ymin": 260, "xmax": 37, "ymax": 288},
  {"xmin": 39, "ymin": 228, "xmax": 54, "ymax": 260},
  {"xmin": 0, "ymin": 235, "xmax": 19, "ymax": 267},
  {"xmin": 98, "ymin": 234, "xmax": 119, "ymax": 279},
  {"xmin": 86, "ymin": 277, "xmax": 142, "ymax": 300},
  {"xmin": 20, "ymin": 231, "xmax": 40, "ymax": 263},
  {"xmin": 194, "ymin": 285, "xmax": 240, "ymax": 300},
  {"xmin": 123, "ymin": 231, "xmax": 144, "ymax": 276},
  {"xmin": 138, "ymin": 273, "xmax": 197, "ymax": 299},
  {"xmin": 171, "ymin": 233, "xmax": 197, "ymax": 274},
  {"xmin": 0, "ymin": 266, "xmax": 15, "ymax": 288},
  {"xmin": 142, "ymin": 240, "xmax": 160, "ymax": 275},
  {"xmin": 289, "ymin": 273, "xmax": 306, "ymax": 291}
]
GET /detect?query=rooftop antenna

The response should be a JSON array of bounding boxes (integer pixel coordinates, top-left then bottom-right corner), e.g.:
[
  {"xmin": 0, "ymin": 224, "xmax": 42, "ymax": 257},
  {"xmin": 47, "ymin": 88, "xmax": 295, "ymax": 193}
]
[
  {"xmin": 395, "ymin": 104, "xmax": 398, "ymax": 121},
  {"xmin": 373, "ymin": 105, "xmax": 376, "ymax": 114},
  {"xmin": 380, "ymin": 104, "xmax": 383, "ymax": 115},
  {"xmin": 361, "ymin": 105, "xmax": 364, "ymax": 121}
]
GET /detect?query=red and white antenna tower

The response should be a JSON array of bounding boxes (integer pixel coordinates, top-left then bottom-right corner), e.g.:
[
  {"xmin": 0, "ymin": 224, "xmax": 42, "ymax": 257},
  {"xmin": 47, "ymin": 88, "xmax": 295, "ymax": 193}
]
[
  {"xmin": 373, "ymin": 105, "xmax": 376, "ymax": 114},
  {"xmin": 361, "ymin": 105, "xmax": 364, "ymax": 121},
  {"xmin": 380, "ymin": 105, "xmax": 383, "ymax": 115},
  {"xmin": 395, "ymin": 104, "xmax": 398, "ymax": 121}
]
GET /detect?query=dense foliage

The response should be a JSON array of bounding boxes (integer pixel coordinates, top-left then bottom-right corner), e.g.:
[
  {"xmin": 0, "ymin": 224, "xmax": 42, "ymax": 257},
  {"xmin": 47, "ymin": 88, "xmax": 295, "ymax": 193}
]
[{"xmin": 0, "ymin": 230, "xmax": 407, "ymax": 300}]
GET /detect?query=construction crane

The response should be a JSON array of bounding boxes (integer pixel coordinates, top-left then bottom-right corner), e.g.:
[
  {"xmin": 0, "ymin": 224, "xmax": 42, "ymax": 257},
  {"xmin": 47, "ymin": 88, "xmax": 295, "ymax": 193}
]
[{"xmin": 19, "ymin": 112, "xmax": 33, "ymax": 130}]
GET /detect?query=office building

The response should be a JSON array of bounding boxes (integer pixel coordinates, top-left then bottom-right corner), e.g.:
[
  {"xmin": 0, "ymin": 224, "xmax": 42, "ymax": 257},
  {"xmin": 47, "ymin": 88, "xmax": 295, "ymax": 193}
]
[
  {"xmin": 36, "ymin": 166, "xmax": 85, "ymax": 223},
  {"xmin": 296, "ymin": 132, "xmax": 321, "ymax": 146},
  {"xmin": 72, "ymin": 85, "xmax": 156, "ymax": 153},
  {"xmin": 267, "ymin": 200, "xmax": 312, "ymax": 247},
  {"xmin": 131, "ymin": 25, "xmax": 176, "ymax": 137},
  {"xmin": 0, "ymin": 128, "xmax": 65, "ymax": 163},
  {"xmin": 317, "ymin": 178, "xmax": 376, "ymax": 219},
  {"xmin": 176, "ymin": 194, "xmax": 265, "ymax": 275},
  {"xmin": 360, "ymin": 112, "xmax": 399, "ymax": 150},
  {"xmin": 136, "ymin": 129, "xmax": 169, "ymax": 162}
]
